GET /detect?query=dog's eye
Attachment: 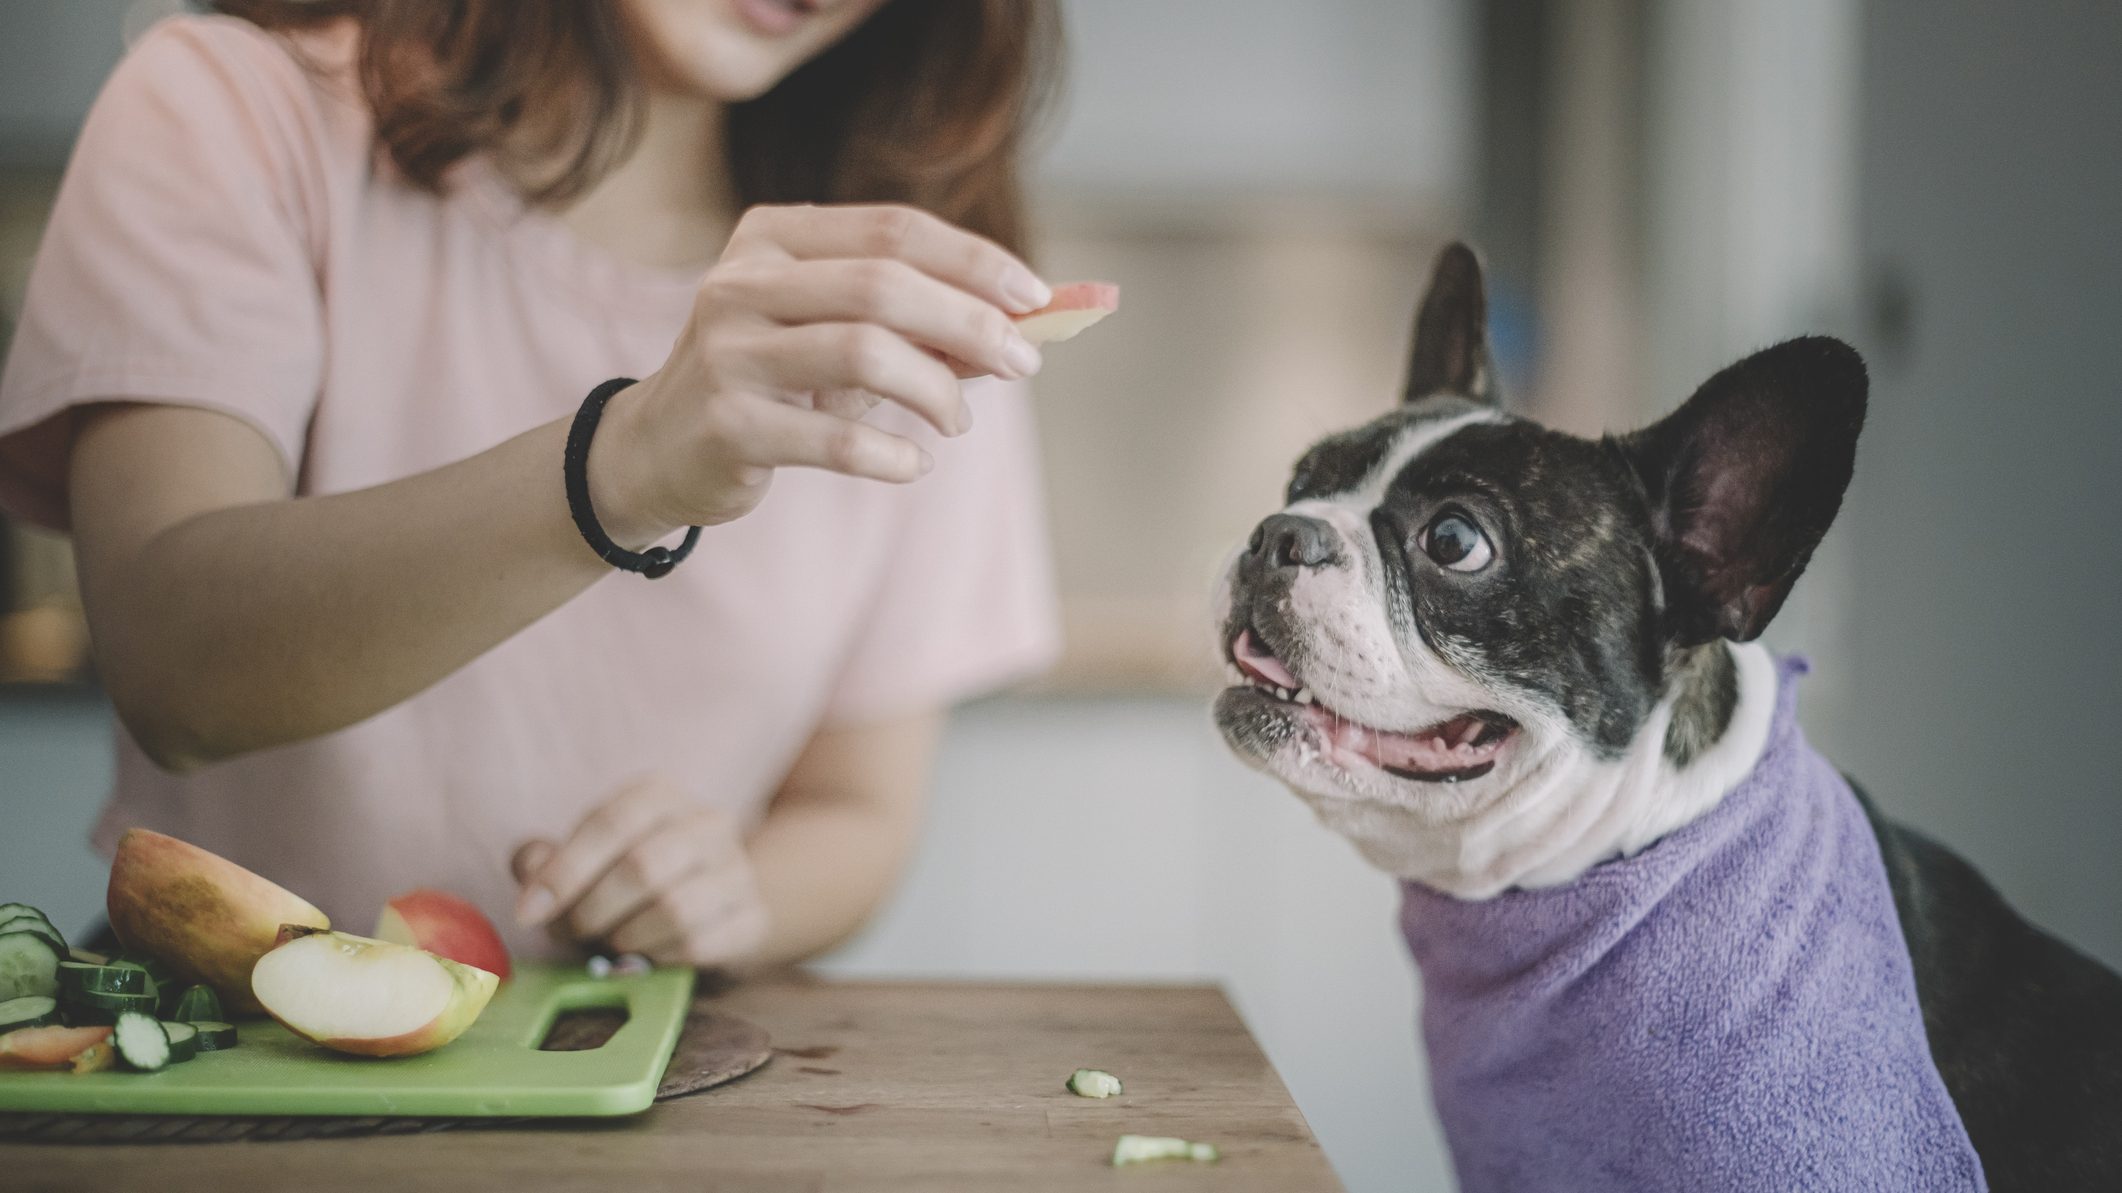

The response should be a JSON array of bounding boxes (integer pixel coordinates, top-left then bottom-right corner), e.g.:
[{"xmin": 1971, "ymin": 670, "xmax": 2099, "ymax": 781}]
[{"xmin": 1420, "ymin": 512, "xmax": 1493, "ymax": 572}]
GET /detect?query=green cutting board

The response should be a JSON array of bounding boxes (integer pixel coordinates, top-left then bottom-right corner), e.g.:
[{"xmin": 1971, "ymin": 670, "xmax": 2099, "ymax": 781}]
[{"xmin": 0, "ymin": 963, "xmax": 694, "ymax": 1117}]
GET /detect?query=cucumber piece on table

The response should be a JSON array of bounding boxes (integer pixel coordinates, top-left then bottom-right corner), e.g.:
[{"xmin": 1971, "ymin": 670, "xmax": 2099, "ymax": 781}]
[
  {"xmin": 1066, "ymin": 1068, "xmax": 1124, "ymax": 1098},
  {"xmin": 0, "ymin": 994, "xmax": 60, "ymax": 1031},
  {"xmin": 57, "ymin": 961, "xmax": 153, "ymax": 997},
  {"xmin": 188, "ymin": 1020, "xmax": 238, "ymax": 1052},
  {"xmin": 111, "ymin": 1011, "xmax": 171, "ymax": 1072},
  {"xmin": 0, "ymin": 930, "xmax": 61, "ymax": 1002},
  {"xmin": 1111, "ymin": 1135, "xmax": 1221, "ymax": 1166},
  {"xmin": 157, "ymin": 1021, "xmax": 199, "ymax": 1063},
  {"xmin": 168, "ymin": 984, "xmax": 223, "ymax": 1024}
]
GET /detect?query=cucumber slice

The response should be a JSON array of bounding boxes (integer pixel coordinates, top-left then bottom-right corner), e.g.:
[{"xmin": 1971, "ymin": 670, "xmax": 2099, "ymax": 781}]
[
  {"xmin": 157, "ymin": 1021, "xmax": 199, "ymax": 1063},
  {"xmin": 0, "ymin": 908, "xmax": 59, "ymax": 936},
  {"xmin": 1066, "ymin": 1068, "xmax": 1124, "ymax": 1098},
  {"xmin": 57, "ymin": 961, "xmax": 153, "ymax": 997},
  {"xmin": 0, "ymin": 915, "xmax": 66, "ymax": 958},
  {"xmin": 169, "ymin": 984, "xmax": 223, "ymax": 1024},
  {"xmin": 0, "ymin": 995, "xmax": 60, "ymax": 1031},
  {"xmin": 0, "ymin": 930, "xmax": 61, "ymax": 1002},
  {"xmin": 63, "ymin": 987, "xmax": 160, "ymax": 1016},
  {"xmin": 0, "ymin": 903, "xmax": 46, "ymax": 921},
  {"xmin": 111, "ymin": 1011, "xmax": 171, "ymax": 1072},
  {"xmin": 111, "ymin": 955, "xmax": 170, "ymax": 996},
  {"xmin": 188, "ymin": 1020, "xmax": 238, "ymax": 1052}
]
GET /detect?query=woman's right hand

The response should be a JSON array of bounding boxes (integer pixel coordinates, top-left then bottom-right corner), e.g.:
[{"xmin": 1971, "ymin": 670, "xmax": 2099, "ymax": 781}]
[{"xmin": 587, "ymin": 203, "xmax": 1052, "ymax": 545}]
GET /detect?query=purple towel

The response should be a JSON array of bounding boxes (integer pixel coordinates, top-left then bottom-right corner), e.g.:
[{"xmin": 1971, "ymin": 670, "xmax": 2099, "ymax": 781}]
[{"xmin": 1401, "ymin": 659, "xmax": 1985, "ymax": 1191}]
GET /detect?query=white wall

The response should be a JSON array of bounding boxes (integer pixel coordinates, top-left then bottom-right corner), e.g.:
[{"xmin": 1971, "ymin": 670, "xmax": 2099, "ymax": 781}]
[
  {"xmin": 1837, "ymin": 0, "xmax": 2122, "ymax": 971},
  {"xmin": 1040, "ymin": 0, "xmax": 1473, "ymax": 206}
]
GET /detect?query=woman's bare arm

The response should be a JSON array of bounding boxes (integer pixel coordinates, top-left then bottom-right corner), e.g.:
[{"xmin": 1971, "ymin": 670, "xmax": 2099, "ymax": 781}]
[
  {"xmin": 70, "ymin": 403, "xmax": 612, "ymax": 771},
  {"xmin": 743, "ymin": 711, "xmax": 943, "ymax": 968}
]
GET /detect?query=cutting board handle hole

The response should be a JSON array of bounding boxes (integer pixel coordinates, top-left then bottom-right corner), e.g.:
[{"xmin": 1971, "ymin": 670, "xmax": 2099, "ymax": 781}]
[{"xmin": 537, "ymin": 1006, "xmax": 632, "ymax": 1052}]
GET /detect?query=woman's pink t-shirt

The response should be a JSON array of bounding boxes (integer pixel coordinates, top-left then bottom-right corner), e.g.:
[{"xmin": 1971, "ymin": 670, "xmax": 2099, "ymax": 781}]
[{"xmin": 0, "ymin": 15, "xmax": 1060, "ymax": 953}]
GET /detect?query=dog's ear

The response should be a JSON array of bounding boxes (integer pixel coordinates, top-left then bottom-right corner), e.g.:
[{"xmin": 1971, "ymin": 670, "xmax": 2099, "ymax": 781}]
[
  {"xmin": 1621, "ymin": 336, "xmax": 1867, "ymax": 646},
  {"xmin": 1404, "ymin": 242, "xmax": 1496, "ymax": 404}
]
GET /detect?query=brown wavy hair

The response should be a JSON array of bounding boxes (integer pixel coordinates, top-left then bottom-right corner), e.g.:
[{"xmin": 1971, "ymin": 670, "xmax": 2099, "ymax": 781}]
[{"xmin": 211, "ymin": 0, "xmax": 1061, "ymax": 253}]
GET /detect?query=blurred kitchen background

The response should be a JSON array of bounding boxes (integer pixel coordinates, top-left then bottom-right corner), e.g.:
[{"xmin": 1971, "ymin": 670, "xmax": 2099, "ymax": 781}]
[{"xmin": 4, "ymin": 1, "xmax": 2120, "ymax": 1189}]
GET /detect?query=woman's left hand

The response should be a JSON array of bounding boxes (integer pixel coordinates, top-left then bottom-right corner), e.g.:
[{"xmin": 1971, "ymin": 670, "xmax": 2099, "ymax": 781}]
[{"xmin": 510, "ymin": 776, "xmax": 770, "ymax": 969}]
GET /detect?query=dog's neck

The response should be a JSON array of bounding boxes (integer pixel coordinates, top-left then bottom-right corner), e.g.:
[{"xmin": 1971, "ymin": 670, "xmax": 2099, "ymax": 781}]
[{"xmin": 1335, "ymin": 641, "xmax": 1782, "ymax": 898}]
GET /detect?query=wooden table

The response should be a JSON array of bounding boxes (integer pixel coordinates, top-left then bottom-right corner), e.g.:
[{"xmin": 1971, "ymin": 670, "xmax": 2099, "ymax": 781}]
[{"xmin": 8, "ymin": 978, "xmax": 1344, "ymax": 1192}]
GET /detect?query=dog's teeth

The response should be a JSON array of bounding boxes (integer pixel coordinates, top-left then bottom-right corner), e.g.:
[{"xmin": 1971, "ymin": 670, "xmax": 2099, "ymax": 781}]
[{"xmin": 1294, "ymin": 687, "xmax": 1313, "ymax": 705}]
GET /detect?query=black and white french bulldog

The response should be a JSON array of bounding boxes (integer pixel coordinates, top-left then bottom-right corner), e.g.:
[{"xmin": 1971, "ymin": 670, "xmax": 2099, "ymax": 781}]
[{"xmin": 1213, "ymin": 243, "xmax": 2121, "ymax": 1192}]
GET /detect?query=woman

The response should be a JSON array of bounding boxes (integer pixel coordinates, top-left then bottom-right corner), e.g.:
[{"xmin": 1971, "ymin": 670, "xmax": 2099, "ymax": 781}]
[{"xmin": 0, "ymin": 0, "xmax": 1062, "ymax": 971}]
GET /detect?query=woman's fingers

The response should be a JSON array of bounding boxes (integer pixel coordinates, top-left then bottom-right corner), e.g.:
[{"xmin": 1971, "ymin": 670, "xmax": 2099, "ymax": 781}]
[
  {"xmin": 732, "ymin": 204, "xmax": 1051, "ymax": 315},
  {"xmin": 606, "ymin": 867, "xmax": 770, "ymax": 969},
  {"xmin": 740, "ymin": 322, "xmax": 968, "ymax": 437},
  {"xmin": 510, "ymin": 839, "xmax": 555, "ymax": 886},
  {"xmin": 561, "ymin": 819, "xmax": 703, "ymax": 942},
  {"xmin": 719, "ymin": 396, "xmax": 932, "ymax": 483},
  {"xmin": 811, "ymin": 388, "xmax": 883, "ymax": 421},
  {"xmin": 515, "ymin": 777, "xmax": 686, "ymax": 927},
  {"xmin": 713, "ymin": 258, "xmax": 1041, "ymax": 383}
]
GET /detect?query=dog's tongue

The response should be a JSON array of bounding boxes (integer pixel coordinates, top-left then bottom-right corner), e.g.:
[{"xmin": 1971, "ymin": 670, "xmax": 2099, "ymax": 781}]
[
  {"xmin": 1305, "ymin": 705, "xmax": 1500, "ymax": 774},
  {"xmin": 1233, "ymin": 628, "xmax": 1300, "ymax": 690}
]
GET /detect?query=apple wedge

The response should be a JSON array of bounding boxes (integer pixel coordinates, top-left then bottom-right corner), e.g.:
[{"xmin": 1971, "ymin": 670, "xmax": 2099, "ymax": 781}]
[
  {"xmin": 0, "ymin": 1024, "xmax": 112, "ymax": 1070},
  {"xmin": 251, "ymin": 928, "xmax": 498, "ymax": 1058},
  {"xmin": 1013, "ymin": 281, "xmax": 1119, "ymax": 345},
  {"xmin": 376, "ymin": 889, "xmax": 511, "ymax": 980},
  {"xmin": 106, "ymin": 829, "xmax": 329, "ymax": 1015}
]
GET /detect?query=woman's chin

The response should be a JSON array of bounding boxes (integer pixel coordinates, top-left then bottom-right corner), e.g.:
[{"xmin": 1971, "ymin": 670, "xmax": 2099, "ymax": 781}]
[
  {"xmin": 624, "ymin": 0, "xmax": 883, "ymax": 104},
  {"xmin": 635, "ymin": 35, "xmax": 795, "ymax": 103}
]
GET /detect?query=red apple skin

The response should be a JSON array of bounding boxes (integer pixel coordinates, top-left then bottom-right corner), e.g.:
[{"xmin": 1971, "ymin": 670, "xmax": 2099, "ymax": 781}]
[
  {"xmin": 1015, "ymin": 281, "xmax": 1120, "ymax": 318},
  {"xmin": 105, "ymin": 828, "xmax": 329, "ymax": 1015},
  {"xmin": 375, "ymin": 888, "xmax": 511, "ymax": 980},
  {"xmin": 253, "ymin": 931, "xmax": 500, "ymax": 1058}
]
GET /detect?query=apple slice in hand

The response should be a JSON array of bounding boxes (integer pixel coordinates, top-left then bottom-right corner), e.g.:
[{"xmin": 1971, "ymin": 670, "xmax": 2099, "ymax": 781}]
[
  {"xmin": 252, "ymin": 928, "xmax": 499, "ymax": 1058},
  {"xmin": 376, "ymin": 889, "xmax": 511, "ymax": 980},
  {"xmin": 1013, "ymin": 281, "xmax": 1119, "ymax": 345}
]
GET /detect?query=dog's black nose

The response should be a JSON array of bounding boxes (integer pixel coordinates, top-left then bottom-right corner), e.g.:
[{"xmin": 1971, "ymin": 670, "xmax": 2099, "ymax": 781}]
[{"xmin": 1246, "ymin": 513, "xmax": 1340, "ymax": 570}]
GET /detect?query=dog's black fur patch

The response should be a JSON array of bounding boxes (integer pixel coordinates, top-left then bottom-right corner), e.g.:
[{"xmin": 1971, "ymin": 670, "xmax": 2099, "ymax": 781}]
[
  {"xmin": 1370, "ymin": 415, "xmax": 1667, "ymax": 757},
  {"xmin": 1854, "ymin": 783, "xmax": 2122, "ymax": 1192},
  {"xmin": 1662, "ymin": 639, "xmax": 1737, "ymax": 767}
]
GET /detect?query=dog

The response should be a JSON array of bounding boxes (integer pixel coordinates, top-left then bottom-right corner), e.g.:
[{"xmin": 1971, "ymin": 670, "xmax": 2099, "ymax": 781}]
[{"xmin": 1213, "ymin": 243, "xmax": 2122, "ymax": 1192}]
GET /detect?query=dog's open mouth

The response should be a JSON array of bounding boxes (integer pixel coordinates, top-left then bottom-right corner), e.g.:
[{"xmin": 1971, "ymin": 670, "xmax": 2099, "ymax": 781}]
[{"xmin": 1228, "ymin": 626, "xmax": 1517, "ymax": 783}]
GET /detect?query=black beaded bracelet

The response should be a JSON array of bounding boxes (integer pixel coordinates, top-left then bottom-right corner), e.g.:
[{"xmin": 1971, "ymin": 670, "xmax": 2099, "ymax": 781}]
[{"xmin": 563, "ymin": 377, "xmax": 700, "ymax": 579}]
